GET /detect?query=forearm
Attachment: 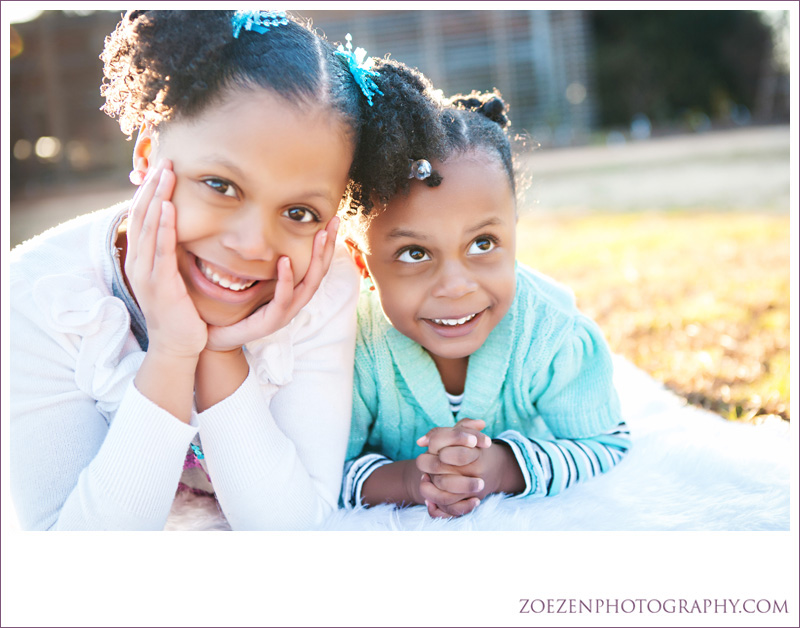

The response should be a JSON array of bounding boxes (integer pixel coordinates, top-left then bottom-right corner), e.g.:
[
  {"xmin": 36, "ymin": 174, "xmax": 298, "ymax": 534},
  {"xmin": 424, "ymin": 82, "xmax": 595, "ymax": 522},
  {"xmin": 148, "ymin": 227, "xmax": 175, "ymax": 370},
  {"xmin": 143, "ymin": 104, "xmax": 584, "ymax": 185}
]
[
  {"xmin": 56, "ymin": 384, "xmax": 198, "ymax": 529},
  {"xmin": 134, "ymin": 348, "xmax": 198, "ymax": 423},
  {"xmin": 13, "ymin": 382, "xmax": 197, "ymax": 530},
  {"xmin": 197, "ymin": 369, "xmax": 344, "ymax": 529},
  {"xmin": 485, "ymin": 440, "xmax": 526, "ymax": 497},
  {"xmin": 194, "ymin": 347, "xmax": 249, "ymax": 412},
  {"xmin": 200, "ymin": 243, "xmax": 359, "ymax": 528},
  {"xmin": 359, "ymin": 459, "xmax": 423, "ymax": 507}
]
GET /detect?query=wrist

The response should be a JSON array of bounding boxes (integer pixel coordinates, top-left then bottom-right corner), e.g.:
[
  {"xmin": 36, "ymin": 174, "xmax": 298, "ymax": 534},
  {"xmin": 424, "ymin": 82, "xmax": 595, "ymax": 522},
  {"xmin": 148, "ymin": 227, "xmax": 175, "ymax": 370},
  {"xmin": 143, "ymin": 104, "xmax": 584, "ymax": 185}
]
[
  {"xmin": 143, "ymin": 346, "xmax": 200, "ymax": 371},
  {"xmin": 195, "ymin": 346, "xmax": 249, "ymax": 412},
  {"xmin": 489, "ymin": 439, "xmax": 526, "ymax": 496},
  {"xmin": 361, "ymin": 459, "xmax": 423, "ymax": 508},
  {"xmin": 403, "ymin": 458, "xmax": 425, "ymax": 505},
  {"xmin": 146, "ymin": 330, "xmax": 206, "ymax": 361},
  {"xmin": 136, "ymin": 348, "xmax": 199, "ymax": 423},
  {"xmin": 200, "ymin": 346, "xmax": 245, "ymax": 362}
]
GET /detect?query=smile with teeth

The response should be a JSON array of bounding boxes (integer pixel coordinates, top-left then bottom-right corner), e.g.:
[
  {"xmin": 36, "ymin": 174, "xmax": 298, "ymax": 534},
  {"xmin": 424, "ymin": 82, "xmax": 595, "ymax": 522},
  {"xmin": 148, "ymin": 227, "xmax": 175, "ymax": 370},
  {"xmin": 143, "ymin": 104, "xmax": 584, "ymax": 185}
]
[
  {"xmin": 197, "ymin": 258, "xmax": 258, "ymax": 292},
  {"xmin": 430, "ymin": 313, "xmax": 478, "ymax": 326}
]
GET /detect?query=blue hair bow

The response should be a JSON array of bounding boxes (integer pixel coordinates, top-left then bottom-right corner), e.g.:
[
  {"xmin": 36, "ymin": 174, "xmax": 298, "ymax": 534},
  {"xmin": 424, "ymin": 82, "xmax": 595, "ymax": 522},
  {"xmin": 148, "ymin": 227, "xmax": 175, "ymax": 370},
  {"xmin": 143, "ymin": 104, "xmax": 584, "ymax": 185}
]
[
  {"xmin": 231, "ymin": 10, "xmax": 289, "ymax": 38},
  {"xmin": 336, "ymin": 34, "xmax": 383, "ymax": 106}
]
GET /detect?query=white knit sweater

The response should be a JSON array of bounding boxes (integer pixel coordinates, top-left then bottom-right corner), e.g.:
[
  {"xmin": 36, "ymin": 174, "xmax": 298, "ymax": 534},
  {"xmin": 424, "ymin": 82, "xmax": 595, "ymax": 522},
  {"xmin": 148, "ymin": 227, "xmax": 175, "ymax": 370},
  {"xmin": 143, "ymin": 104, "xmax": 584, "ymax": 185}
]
[{"xmin": 10, "ymin": 204, "xmax": 359, "ymax": 530}]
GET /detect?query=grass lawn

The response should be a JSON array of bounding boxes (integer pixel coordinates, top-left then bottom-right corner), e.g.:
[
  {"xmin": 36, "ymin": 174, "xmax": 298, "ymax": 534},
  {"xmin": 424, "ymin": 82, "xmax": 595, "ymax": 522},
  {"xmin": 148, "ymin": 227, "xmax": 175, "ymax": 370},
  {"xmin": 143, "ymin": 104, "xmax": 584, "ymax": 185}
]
[{"xmin": 515, "ymin": 210, "xmax": 790, "ymax": 423}]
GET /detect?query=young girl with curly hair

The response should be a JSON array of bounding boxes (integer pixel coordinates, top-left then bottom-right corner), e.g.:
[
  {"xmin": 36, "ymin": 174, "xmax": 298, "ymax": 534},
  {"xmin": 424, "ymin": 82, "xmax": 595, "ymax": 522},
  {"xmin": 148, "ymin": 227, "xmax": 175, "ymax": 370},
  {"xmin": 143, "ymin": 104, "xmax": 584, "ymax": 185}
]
[
  {"xmin": 342, "ymin": 64, "xmax": 631, "ymax": 517},
  {"xmin": 9, "ymin": 10, "xmax": 408, "ymax": 530}
]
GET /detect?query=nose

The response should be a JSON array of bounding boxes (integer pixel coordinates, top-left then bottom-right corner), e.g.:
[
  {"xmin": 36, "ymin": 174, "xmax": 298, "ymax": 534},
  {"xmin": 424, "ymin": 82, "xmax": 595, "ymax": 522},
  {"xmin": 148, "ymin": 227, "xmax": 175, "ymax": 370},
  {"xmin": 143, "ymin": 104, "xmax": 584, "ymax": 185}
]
[
  {"xmin": 430, "ymin": 259, "xmax": 478, "ymax": 300},
  {"xmin": 219, "ymin": 207, "xmax": 276, "ymax": 262}
]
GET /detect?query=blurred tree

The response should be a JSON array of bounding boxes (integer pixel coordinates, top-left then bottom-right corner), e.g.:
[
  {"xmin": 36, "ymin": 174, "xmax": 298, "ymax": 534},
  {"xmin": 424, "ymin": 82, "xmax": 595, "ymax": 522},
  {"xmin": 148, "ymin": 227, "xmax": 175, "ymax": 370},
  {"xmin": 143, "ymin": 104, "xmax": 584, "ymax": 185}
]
[{"xmin": 591, "ymin": 10, "xmax": 773, "ymax": 128}]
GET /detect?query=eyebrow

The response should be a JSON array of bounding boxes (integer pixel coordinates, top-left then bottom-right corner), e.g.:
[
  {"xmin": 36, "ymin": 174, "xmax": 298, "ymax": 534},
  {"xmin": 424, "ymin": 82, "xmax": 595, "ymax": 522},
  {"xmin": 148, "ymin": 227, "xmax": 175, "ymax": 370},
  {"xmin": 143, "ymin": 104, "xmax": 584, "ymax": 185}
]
[
  {"xmin": 387, "ymin": 218, "xmax": 504, "ymax": 241},
  {"xmin": 387, "ymin": 228, "xmax": 428, "ymax": 240},
  {"xmin": 199, "ymin": 155, "xmax": 336, "ymax": 203},
  {"xmin": 200, "ymin": 154, "xmax": 247, "ymax": 181},
  {"xmin": 467, "ymin": 218, "xmax": 502, "ymax": 232}
]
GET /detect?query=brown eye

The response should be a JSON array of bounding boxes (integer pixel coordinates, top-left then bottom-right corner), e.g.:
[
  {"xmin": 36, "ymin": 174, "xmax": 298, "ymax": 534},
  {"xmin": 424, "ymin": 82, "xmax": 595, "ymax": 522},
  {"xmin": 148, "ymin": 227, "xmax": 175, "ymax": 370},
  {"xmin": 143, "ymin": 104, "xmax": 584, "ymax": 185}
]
[
  {"xmin": 203, "ymin": 178, "xmax": 238, "ymax": 198},
  {"xmin": 469, "ymin": 236, "xmax": 497, "ymax": 255},
  {"xmin": 397, "ymin": 247, "xmax": 430, "ymax": 263},
  {"xmin": 283, "ymin": 207, "xmax": 319, "ymax": 223}
]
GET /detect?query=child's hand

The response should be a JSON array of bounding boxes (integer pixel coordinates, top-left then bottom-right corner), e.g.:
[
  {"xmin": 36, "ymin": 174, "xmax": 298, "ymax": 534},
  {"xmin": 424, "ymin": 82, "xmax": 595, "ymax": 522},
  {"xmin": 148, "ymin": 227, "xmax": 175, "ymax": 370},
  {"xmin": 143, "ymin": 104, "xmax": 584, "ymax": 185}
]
[
  {"xmin": 420, "ymin": 474, "xmax": 482, "ymax": 519},
  {"xmin": 205, "ymin": 217, "xmax": 339, "ymax": 352},
  {"xmin": 415, "ymin": 418, "xmax": 492, "ymax": 518},
  {"xmin": 126, "ymin": 160, "xmax": 208, "ymax": 359}
]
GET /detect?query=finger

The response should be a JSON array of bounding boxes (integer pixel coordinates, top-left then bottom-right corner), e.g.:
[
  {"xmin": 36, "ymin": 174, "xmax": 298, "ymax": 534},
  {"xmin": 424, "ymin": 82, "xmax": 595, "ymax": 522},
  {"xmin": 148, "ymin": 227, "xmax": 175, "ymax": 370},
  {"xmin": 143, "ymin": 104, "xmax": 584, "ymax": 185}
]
[
  {"xmin": 326, "ymin": 214, "xmax": 341, "ymax": 237},
  {"xmin": 321, "ymin": 214, "xmax": 339, "ymax": 264},
  {"xmin": 131, "ymin": 190, "xmax": 162, "ymax": 280},
  {"xmin": 270, "ymin": 256, "xmax": 295, "ymax": 311},
  {"xmin": 454, "ymin": 418, "xmax": 492, "ymax": 447},
  {"xmin": 225, "ymin": 256, "xmax": 293, "ymax": 342},
  {"xmin": 438, "ymin": 444, "xmax": 482, "ymax": 466},
  {"xmin": 416, "ymin": 452, "xmax": 461, "ymax": 476},
  {"xmin": 417, "ymin": 419, "xmax": 492, "ymax": 448},
  {"xmin": 290, "ymin": 214, "xmax": 339, "ymax": 301},
  {"xmin": 418, "ymin": 473, "xmax": 468, "ymax": 508},
  {"xmin": 454, "ymin": 418, "xmax": 486, "ymax": 430},
  {"xmin": 152, "ymin": 200, "xmax": 178, "ymax": 271},
  {"xmin": 242, "ymin": 257, "xmax": 292, "ymax": 324},
  {"xmin": 127, "ymin": 160, "xmax": 165, "ymax": 248},
  {"xmin": 419, "ymin": 482, "xmax": 472, "ymax": 511},
  {"xmin": 430, "ymin": 472, "xmax": 485, "ymax": 495},
  {"xmin": 135, "ymin": 167, "xmax": 175, "ymax": 276},
  {"xmin": 438, "ymin": 497, "xmax": 481, "ymax": 518},
  {"xmin": 424, "ymin": 426, "xmax": 484, "ymax": 455},
  {"xmin": 425, "ymin": 500, "xmax": 453, "ymax": 519},
  {"xmin": 290, "ymin": 226, "xmax": 331, "ymax": 304}
]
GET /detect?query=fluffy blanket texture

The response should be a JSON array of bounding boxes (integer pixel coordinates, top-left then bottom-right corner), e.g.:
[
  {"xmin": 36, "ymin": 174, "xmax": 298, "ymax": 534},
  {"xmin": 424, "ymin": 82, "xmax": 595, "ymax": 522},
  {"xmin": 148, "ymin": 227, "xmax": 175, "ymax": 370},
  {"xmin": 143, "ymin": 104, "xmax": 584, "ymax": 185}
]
[{"xmin": 165, "ymin": 355, "xmax": 791, "ymax": 532}]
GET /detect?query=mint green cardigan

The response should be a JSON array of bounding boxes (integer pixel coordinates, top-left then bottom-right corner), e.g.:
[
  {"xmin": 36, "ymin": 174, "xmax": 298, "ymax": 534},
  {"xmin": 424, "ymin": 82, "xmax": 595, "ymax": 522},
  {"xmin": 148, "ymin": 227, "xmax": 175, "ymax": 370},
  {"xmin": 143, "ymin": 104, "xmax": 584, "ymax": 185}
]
[{"xmin": 347, "ymin": 263, "xmax": 622, "ymax": 464}]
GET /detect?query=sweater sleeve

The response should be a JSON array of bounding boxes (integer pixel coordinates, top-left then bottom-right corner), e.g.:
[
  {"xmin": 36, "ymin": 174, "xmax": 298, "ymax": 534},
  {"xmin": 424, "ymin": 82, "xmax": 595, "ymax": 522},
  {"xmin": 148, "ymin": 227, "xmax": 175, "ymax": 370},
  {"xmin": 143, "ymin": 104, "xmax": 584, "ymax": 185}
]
[
  {"xmin": 338, "ymin": 294, "xmax": 387, "ymax": 508},
  {"xmin": 533, "ymin": 314, "xmax": 622, "ymax": 439},
  {"xmin": 196, "ymin": 247, "xmax": 359, "ymax": 530},
  {"xmin": 495, "ymin": 422, "xmax": 631, "ymax": 498},
  {"xmin": 10, "ymin": 300, "xmax": 197, "ymax": 531}
]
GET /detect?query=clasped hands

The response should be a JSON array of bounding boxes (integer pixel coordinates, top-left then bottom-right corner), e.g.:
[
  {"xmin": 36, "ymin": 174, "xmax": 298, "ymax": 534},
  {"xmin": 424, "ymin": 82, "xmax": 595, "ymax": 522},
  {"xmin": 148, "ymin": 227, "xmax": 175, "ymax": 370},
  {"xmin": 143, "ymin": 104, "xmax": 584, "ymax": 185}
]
[{"xmin": 414, "ymin": 418, "xmax": 513, "ymax": 519}]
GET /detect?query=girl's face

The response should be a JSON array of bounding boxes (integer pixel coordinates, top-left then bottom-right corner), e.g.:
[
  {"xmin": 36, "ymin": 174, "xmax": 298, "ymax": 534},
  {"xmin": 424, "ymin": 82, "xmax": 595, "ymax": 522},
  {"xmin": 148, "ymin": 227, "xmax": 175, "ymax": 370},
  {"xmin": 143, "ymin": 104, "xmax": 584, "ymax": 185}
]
[
  {"xmin": 358, "ymin": 152, "xmax": 517, "ymax": 363},
  {"xmin": 135, "ymin": 88, "xmax": 353, "ymax": 327}
]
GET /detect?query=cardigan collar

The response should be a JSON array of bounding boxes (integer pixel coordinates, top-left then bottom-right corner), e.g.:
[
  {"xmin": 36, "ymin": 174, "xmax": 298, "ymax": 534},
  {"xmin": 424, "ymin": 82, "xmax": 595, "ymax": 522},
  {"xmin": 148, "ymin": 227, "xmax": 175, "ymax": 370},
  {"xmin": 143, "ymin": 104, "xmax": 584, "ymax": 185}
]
[{"xmin": 384, "ymin": 282, "xmax": 519, "ymax": 427}]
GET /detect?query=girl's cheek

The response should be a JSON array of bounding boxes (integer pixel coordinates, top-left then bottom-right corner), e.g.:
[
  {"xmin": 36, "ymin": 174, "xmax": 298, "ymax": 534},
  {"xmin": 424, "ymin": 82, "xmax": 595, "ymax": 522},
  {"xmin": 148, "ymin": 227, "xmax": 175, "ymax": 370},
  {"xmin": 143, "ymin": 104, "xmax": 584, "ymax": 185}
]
[
  {"xmin": 170, "ymin": 187, "xmax": 195, "ymax": 239},
  {"xmin": 284, "ymin": 240, "xmax": 314, "ymax": 284}
]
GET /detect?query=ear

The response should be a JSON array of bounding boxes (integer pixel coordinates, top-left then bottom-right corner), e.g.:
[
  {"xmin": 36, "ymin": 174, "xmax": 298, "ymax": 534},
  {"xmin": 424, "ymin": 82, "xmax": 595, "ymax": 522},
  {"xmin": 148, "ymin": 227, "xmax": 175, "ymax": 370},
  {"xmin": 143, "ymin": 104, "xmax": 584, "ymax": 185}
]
[
  {"xmin": 344, "ymin": 237, "xmax": 370, "ymax": 280},
  {"xmin": 132, "ymin": 122, "xmax": 155, "ymax": 176}
]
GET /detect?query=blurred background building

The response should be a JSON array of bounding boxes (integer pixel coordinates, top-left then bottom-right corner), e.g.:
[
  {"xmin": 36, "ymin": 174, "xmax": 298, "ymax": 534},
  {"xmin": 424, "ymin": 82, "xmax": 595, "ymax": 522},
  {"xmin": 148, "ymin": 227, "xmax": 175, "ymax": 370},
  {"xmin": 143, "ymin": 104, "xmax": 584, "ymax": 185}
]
[{"xmin": 8, "ymin": 8, "xmax": 790, "ymax": 199}]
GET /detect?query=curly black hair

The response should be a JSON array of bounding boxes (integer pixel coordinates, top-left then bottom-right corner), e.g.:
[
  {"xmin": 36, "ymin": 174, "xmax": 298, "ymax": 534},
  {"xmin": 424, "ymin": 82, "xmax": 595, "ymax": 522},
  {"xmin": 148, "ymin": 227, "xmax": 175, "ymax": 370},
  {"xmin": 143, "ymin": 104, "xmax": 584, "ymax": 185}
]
[
  {"xmin": 345, "ymin": 57, "xmax": 448, "ymax": 216},
  {"xmin": 346, "ymin": 65, "xmax": 517, "ymax": 221},
  {"xmin": 100, "ymin": 10, "xmax": 385, "ymax": 209},
  {"xmin": 442, "ymin": 89, "xmax": 516, "ymax": 198},
  {"xmin": 101, "ymin": 11, "xmax": 360, "ymax": 134},
  {"xmin": 99, "ymin": 12, "xmax": 514, "ymax": 219}
]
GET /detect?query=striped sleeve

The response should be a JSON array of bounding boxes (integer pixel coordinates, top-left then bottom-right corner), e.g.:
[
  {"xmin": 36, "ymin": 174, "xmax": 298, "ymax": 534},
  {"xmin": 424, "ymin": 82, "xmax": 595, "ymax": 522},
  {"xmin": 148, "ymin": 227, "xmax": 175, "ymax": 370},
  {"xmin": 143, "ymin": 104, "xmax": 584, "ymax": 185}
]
[
  {"xmin": 495, "ymin": 422, "xmax": 631, "ymax": 498},
  {"xmin": 342, "ymin": 453, "xmax": 393, "ymax": 509}
]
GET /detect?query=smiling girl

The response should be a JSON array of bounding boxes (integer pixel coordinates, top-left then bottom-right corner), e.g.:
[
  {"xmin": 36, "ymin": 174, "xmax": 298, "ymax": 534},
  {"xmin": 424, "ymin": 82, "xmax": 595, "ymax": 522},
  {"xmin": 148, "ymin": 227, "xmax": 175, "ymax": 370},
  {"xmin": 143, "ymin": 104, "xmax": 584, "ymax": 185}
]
[
  {"xmin": 10, "ymin": 10, "xmax": 387, "ymax": 530},
  {"xmin": 343, "ymin": 78, "xmax": 631, "ymax": 517}
]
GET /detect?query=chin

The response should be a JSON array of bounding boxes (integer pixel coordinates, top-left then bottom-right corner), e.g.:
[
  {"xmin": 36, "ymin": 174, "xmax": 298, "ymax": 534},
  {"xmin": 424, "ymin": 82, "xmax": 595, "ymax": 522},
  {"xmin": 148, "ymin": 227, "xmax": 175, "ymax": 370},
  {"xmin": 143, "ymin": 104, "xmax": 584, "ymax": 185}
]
[
  {"xmin": 200, "ymin": 313, "xmax": 241, "ymax": 328},
  {"xmin": 422, "ymin": 340, "xmax": 482, "ymax": 361},
  {"xmin": 197, "ymin": 303, "xmax": 260, "ymax": 328}
]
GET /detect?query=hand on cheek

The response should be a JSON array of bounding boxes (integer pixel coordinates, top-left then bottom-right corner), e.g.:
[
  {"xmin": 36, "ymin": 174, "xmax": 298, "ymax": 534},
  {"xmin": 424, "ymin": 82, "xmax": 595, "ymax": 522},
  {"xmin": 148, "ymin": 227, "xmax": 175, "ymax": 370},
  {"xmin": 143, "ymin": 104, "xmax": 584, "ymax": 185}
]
[
  {"xmin": 126, "ymin": 160, "xmax": 208, "ymax": 358},
  {"xmin": 205, "ymin": 216, "xmax": 340, "ymax": 352}
]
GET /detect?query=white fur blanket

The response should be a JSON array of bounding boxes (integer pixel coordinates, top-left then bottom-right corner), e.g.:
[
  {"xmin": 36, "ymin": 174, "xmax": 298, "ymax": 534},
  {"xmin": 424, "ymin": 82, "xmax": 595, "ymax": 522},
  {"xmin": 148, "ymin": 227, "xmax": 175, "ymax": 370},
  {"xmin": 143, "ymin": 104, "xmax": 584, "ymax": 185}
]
[{"xmin": 166, "ymin": 355, "xmax": 791, "ymax": 531}]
